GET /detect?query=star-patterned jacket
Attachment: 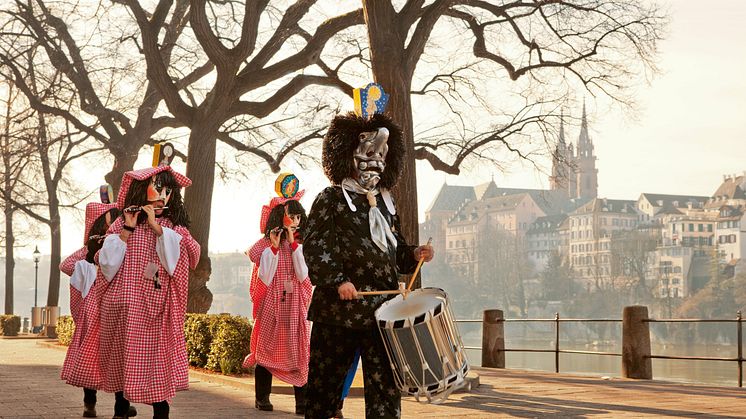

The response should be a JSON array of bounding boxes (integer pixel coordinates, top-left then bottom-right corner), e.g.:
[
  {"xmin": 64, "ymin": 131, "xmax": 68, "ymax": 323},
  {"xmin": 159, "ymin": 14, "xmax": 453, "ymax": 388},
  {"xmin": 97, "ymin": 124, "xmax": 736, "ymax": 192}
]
[{"xmin": 304, "ymin": 186, "xmax": 418, "ymax": 329}]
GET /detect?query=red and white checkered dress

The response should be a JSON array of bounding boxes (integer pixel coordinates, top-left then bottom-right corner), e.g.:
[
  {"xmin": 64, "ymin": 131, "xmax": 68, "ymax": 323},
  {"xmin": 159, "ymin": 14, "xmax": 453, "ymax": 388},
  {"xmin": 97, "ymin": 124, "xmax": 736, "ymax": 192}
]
[
  {"xmin": 59, "ymin": 202, "xmax": 117, "ymax": 388},
  {"xmin": 243, "ymin": 237, "xmax": 312, "ymax": 387},
  {"xmin": 98, "ymin": 217, "xmax": 199, "ymax": 404}
]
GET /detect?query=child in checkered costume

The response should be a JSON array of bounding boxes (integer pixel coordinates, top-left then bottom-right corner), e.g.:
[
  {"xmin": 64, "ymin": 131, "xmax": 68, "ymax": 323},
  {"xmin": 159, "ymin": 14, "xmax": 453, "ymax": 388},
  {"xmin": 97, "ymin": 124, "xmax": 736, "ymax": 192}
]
[
  {"xmin": 243, "ymin": 186, "xmax": 312, "ymax": 414},
  {"xmin": 60, "ymin": 202, "xmax": 138, "ymax": 418},
  {"xmin": 97, "ymin": 166, "xmax": 200, "ymax": 419}
]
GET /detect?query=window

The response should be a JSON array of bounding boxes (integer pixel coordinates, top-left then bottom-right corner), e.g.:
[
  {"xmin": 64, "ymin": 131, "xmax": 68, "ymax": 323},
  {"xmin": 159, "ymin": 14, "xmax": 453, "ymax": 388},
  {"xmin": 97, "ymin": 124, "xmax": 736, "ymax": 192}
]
[
  {"xmin": 688, "ymin": 223, "xmax": 694, "ymax": 232},
  {"xmin": 448, "ymin": 241, "xmax": 452, "ymax": 248},
  {"xmin": 698, "ymin": 224, "xmax": 703, "ymax": 232},
  {"xmin": 707, "ymin": 225, "xmax": 713, "ymax": 232}
]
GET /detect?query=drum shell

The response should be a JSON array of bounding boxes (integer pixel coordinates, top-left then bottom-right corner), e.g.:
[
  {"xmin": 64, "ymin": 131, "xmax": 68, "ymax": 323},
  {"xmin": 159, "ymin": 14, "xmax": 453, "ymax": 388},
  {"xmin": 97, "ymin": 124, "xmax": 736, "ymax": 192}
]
[{"xmin": 375, "ymin": 288, "xmax": 469, "ymax": 402}]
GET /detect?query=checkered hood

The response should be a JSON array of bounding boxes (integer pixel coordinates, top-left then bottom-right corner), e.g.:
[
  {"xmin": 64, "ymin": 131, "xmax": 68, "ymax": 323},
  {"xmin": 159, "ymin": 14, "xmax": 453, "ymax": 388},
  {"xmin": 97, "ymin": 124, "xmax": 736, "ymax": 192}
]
[
  {"xmin": 116, "ymin": 166, "xmax": 191, "ymax": 210},
  {"xmin": 84, "ymin": 202, "xmax": 117, "ymax": 243}
]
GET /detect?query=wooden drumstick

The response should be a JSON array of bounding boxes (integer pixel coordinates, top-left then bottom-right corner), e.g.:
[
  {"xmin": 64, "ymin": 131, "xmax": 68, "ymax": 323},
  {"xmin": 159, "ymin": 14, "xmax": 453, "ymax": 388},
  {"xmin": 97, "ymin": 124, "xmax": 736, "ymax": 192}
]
[
  {"xmin": 355, "ymin": 289, "xmax": 403, "ymax": 297},
  {"xmin": 407, "ymin": 237, "xmax": 432, "ymax": 292}
]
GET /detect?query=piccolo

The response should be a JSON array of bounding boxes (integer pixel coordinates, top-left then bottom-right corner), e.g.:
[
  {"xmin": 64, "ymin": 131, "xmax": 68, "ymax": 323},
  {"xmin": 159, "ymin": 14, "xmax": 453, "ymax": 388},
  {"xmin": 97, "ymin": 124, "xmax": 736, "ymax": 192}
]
[{"xmin": 123, "ymin": 206, "xmax": 169, "ymax": 213}]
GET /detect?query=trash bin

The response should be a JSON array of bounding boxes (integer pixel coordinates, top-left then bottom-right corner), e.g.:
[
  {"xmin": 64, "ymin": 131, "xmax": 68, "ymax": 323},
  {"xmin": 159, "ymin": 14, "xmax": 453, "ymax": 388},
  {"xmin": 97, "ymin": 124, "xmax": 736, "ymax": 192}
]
[
  {"xmin": 42, "ymin": 306, "xmax": 60, "ymax": 338},
  {"xmin": 31, "ymin": 307, "xmax": 43, "ymax": 328},
  {"xmin": 22, "ymin": 317, "xmax": 29, "ymax": 333}
]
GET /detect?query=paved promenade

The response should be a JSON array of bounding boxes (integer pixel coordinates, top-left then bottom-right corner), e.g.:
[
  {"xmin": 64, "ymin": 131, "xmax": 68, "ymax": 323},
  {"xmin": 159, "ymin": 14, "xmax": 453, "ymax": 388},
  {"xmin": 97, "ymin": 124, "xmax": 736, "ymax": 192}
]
[{"xmin": 1, "ymin": 337, "xmax": 745, "ymax": 418}]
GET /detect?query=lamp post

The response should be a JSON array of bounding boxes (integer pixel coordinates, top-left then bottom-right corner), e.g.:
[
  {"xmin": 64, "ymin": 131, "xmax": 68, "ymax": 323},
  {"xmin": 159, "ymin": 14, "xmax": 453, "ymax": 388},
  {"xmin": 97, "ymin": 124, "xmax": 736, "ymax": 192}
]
[
  {"xmin": 33, "ymin": 246, "xmax": 40, "ymax": 333},
  {"xmin": 33, "ymin": 246, "xmax": 40, "ymax": 307}
]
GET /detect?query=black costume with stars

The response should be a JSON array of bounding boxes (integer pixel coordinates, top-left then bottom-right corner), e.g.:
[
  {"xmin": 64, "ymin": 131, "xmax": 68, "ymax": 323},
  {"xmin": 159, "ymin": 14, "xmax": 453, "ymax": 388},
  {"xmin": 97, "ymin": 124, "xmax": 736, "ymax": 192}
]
[{"xmin": 304, "ymin": 186, "xmax": 418, "ymax": 418}]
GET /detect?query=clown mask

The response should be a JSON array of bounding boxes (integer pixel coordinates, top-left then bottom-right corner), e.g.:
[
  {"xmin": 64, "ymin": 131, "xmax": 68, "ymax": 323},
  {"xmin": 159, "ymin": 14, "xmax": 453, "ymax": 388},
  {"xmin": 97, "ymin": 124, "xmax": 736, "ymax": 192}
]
[
  {"xmin": 284, "ymin": 206, "xmax": 302, "ymax": 233},
  {"xmin": 353, "ymin": 127, "xmax": 389, "ymax": 190},
  {"xmin": 146, "ymin": 175, "xmax": 173, "ymax": 215}
]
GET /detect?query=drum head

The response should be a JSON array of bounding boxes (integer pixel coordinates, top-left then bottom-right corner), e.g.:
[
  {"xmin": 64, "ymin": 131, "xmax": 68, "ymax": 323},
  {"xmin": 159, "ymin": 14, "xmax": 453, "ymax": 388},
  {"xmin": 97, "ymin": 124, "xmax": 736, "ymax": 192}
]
[{"xmin": 376, "ymin": 288, "xmax": 446, "ymax": 326}]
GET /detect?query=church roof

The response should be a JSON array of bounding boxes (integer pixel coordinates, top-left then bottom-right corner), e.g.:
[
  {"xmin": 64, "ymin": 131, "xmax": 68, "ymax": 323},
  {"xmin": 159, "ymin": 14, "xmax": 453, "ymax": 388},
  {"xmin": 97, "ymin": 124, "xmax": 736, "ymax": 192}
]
[
  {"xmin": 711, "ymin": 174, "xmax": 746, "ymax": 200},
  {"xmin": 527, "ymin": 214, "xmax": 568, "ymax": 233},
  {"xmin": 426, "ymin": 183, "xmax": 476, "ymax": 213},
  {"xmin": 640, "ymin": 193, "xmax": 709, "ymax": 209},
  {"xmin": 572, "ymin": 198, "xmax": 637, "ymax": 215}
]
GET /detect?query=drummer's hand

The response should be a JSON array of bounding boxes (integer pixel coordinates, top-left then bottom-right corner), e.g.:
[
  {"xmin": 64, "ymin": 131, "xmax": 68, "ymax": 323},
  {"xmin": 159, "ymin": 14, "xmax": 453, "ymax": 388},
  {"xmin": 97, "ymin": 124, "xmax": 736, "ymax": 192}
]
[
  {"xmin": 338, "ymin": 281, "xmax": 357, "ymax": 300},
  {"xmin": 414, "ymin": 244, "xmax": 434, "ymax": 262}
]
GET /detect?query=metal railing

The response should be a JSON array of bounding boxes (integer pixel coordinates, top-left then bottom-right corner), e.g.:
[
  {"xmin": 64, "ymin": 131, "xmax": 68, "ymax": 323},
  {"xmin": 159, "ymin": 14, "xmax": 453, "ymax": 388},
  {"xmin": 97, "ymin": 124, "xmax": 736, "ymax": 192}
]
[
  {"xmin": 643, "ymin": 311, "xmax": 743, "ymax": 387},
  {"xmin": 456, "ymin": 308, "xmax": 745, "ymax": 387}
]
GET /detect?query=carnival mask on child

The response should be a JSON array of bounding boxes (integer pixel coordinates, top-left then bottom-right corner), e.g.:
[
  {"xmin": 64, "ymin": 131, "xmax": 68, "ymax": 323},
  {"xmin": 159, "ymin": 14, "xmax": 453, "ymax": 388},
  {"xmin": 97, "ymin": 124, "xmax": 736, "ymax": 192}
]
[{"xmin": 146, "ymin": 175, "xmax": 173, "ymax": 216}]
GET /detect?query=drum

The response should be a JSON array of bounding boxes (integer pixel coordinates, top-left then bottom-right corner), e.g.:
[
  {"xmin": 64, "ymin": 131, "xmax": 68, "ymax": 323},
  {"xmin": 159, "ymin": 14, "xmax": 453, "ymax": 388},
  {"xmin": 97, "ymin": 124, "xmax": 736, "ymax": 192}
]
[{"xmin": 375, "ymin": 287, "xmax": 469, "ymax": 403}]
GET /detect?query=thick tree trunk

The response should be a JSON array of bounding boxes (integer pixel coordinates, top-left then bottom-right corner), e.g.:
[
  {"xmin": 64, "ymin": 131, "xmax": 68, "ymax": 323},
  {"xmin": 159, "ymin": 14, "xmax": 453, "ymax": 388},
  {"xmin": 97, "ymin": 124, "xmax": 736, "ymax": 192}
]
[
  {"xmin": 4, "ymin": 207, "xmax": 14, "ymax": 314},
  {"xmin": 183, "ymin": 123, "xmax": 216, "ymax": 313},
  {"xmin": 105, "ymin": 148, "xmax": 139, "ymax": 198},
  {"xmin": 46, "ymin": 198, "xmax": 61, "ymax": 307},
  {"xmin": 363, "ymin": 2, "xmax": 421, "ymax": 285}
]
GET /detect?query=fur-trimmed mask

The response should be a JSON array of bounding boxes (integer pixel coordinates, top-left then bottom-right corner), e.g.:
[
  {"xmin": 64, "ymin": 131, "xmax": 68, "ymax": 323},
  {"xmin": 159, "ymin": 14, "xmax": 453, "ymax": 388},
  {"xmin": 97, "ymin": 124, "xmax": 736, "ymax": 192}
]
[{"xmin": 322, "ymin": 112, "xmax": 405, "ymax": 190}]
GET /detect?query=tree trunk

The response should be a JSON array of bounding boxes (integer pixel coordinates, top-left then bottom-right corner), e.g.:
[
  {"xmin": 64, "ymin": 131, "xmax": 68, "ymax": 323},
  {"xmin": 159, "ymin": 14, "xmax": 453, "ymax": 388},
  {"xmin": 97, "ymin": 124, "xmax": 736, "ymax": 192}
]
[
  {"xmin": 4, "ymin": 206, "xmax": 14, "ymax": 314},
  {"xmin": 183, "ymin": 123, "xmax": 217, "ymax": 313},
  {"xmin": 105, "ymin": 147, "xmax": 140, "ymax": 198},
  {"xmin": 363, "ymin": 1, "xmax": 421, "ymax": 285},
  {"xmin": 46, "ymin": 196, "xmax": 61, "ymax": 307}
]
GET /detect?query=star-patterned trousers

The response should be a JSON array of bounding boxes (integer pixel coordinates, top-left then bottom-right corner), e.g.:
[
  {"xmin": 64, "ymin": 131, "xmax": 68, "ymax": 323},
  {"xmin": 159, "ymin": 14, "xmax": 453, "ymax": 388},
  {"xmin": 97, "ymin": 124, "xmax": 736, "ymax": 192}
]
[{"xmin": 305, "ymin": 323, "xmax": 400, "ymax": 418}]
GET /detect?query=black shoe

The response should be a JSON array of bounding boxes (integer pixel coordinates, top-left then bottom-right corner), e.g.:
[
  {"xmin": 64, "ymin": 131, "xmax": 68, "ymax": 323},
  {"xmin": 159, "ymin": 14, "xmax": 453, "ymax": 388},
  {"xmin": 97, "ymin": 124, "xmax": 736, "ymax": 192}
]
[
  {"xmin": 333, "ymin": 408, "xmax": 344, "ymax": 419},
  {"xmin": 295, "ymin": 403, "xmax": 305, "ymax": 415},
  {"xmin": 83, "ymin": 403, "xmax": 97, "ymax": 418},
  {"xmin": 127, "ymin": 405, "xmax": 137, "ymax": 417},
  {"xmin": 255, "ymin": 399, "xmax": 273, "ymax": 412}
]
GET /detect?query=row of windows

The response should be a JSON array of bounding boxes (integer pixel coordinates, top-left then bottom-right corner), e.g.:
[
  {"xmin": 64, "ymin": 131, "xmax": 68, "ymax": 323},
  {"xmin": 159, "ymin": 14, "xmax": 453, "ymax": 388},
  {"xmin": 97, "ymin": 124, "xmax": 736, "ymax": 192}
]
[
  {"xmin": 573, "ymin": 255, "xmax": 610, "ymax": 265},
  {"xmin": 672, "ymin": 223, "xmax": 714, "ymax": 233},
  {"xmin": 718, "ymin": 234, "xmax": 739, "ymax": 244},
  {"xmin": 571, "ymin": 242, "xmax": 610, "ymax": 252},
  {"xmin": 571, "ymin": 217, "xmax": 637, "ymax": 227},
  {"xmin": 718, "ymin": 220, "xmax": 741, "ymax": 229},
  {"xmin": 678, "ymin": 237, "xmax": 713, "ymax": 246},
  {"xmin": 448, "ymin": 239, "xmax": 474, "ymax": 249}
]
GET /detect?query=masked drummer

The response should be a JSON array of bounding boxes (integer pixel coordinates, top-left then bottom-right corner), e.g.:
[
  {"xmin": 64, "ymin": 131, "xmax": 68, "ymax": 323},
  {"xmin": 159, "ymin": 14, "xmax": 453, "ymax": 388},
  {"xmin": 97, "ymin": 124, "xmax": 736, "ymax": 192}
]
[{"xmin": 303, "ymin": 84, "xmax": 434, "ymax": 418}]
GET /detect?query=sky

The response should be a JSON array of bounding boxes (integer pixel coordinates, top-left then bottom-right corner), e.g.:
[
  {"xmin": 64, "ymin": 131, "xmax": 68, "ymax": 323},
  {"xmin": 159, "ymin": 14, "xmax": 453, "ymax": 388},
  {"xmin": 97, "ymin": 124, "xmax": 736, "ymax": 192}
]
[{"xmin": 13, "ymin": 0, "xmax": 746, "ymax": 260}]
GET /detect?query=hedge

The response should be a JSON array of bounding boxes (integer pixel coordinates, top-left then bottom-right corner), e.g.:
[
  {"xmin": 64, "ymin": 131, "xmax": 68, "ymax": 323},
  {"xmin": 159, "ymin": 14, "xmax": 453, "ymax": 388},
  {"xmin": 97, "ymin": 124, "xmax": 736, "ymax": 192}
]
[
  {"xmin": 204, "ymin": 314, "xmax": 252, "ymax": 374},
  {"xmin": 0, "ymin": 315, "xmax": 20, "ymax": 336},
  {"xmin": 56, "ymin": 313, "xmax": 253, "ymax": 375},
  {"xmin": 56, "ymin": 315, "xmax": 75, "ymax": 345}
]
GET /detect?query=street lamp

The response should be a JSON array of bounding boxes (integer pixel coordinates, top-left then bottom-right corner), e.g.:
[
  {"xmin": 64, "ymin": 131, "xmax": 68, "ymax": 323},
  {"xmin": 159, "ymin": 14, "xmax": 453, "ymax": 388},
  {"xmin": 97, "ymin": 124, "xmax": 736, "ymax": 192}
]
[
  {"xmin": 33, "ymin": 246, "xmax": 41, "ymax": 307},
  {"xmin": 32, "ymin": 246, "xmax": 41, "ymax": 333}
]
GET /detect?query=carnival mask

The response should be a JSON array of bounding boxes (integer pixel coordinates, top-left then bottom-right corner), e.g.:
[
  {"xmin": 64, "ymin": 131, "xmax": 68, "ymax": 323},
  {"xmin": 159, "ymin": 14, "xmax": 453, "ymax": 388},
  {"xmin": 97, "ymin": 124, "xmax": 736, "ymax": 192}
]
[
  {"xmin": 353, "ymin": 127, "xmax": 389, "ymax": 190},
  {"xmin": 147, "ymin": 175, "xmax": 172, "ymax": 214}
]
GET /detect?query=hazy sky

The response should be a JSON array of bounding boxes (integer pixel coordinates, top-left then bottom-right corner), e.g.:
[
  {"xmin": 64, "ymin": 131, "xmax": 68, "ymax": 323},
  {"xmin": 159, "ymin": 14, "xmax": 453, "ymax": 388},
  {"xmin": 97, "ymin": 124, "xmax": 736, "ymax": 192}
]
[{"xmin": 17, "ymin": 1, "xmax": 746, "ymax": 259}]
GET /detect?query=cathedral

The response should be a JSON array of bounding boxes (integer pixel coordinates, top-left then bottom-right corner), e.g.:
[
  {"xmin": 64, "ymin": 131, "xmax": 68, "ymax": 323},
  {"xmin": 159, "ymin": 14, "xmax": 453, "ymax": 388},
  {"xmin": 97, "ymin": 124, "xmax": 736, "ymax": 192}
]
[{"xmin": 549, "ymin": 103, "xmax": 598, "ymax": 200}]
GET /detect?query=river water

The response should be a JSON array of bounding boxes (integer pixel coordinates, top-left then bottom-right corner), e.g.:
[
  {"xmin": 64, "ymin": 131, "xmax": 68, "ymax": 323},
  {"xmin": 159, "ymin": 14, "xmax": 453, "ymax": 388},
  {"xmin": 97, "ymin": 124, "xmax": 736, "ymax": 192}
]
[{"xmin": 456, "ymin": 321, "xmax": 742, "ymax": 387}]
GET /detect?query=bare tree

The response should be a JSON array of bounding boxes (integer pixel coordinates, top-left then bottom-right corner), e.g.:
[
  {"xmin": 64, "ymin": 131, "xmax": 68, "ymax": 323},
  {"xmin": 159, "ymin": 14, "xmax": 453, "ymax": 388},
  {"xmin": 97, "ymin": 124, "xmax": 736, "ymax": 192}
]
[
  {"xmin": 121, "ymin": 0, "xmax": 363, "ymax": 311},
  {"xmin": 0, "ymin": 79, "xmax": 35, "ymax": 313},
  {"xmin": 609, "ymin": 228, "xmax": 658, "ymax": 298},
  {"xmin": 360, "ymin": 0, "xmax": 665, "ymax": 253},
  {"xmin": 0, "ymin": 38, "xmax": 103, "ymax": 307}
]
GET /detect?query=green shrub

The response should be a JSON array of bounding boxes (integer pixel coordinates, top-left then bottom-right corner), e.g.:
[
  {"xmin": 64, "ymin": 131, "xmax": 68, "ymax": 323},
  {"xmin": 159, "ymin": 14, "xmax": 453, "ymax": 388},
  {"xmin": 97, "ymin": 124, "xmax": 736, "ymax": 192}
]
[
  {"xmin": 0, "ymin": 315, "xmax": 21, "ymax": 336},
  {"xmin": 56, "ymin": 315, "xmax": 75, "ymax": 346},
  {"xmin": 205, "ymin": 315, "xmax": 252, "ymax": 374},
  {"xmin": 184, "ymin": 313, "xmax": 220, "ymax": 367}
]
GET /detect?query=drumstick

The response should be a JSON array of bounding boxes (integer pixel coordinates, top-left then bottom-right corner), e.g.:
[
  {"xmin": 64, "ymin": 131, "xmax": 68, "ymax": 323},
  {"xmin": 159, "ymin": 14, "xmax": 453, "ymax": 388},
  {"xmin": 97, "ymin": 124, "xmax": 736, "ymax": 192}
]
[
  {"xmin": 356, "ymin": 290, "xmax": 403, "ymax": 297},
  {"xmin": 407, "ymin": 237, "xmax": 432, "ymax": 292}
]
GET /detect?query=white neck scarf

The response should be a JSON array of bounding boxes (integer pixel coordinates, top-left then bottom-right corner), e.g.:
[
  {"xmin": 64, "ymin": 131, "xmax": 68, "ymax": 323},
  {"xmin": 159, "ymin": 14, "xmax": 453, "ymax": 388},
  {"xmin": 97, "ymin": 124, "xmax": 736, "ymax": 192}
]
[{"xmin": 341, "ymin": 178, "xmax": 397, "ymax": 252}]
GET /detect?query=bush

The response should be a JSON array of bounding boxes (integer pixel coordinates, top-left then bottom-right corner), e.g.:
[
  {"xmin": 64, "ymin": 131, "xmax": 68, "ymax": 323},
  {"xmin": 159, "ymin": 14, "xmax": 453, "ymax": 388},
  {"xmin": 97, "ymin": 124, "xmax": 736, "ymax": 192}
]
[
  {"xmin": 56, "ymin": 315, "xmax": 75, "ymax": 346},
  {"xmin": 184, "ymin": 313, "xmax": 252, "ymax": 374},
  {"xmin": 205, "ymin": 315, "xmax": 252, "ymax": 374},
  {"xmin": 184, "ymin": 313, "xmax": 220, "ymax": 367},
  {"xmin": 0, "ymin": 315, "xmax": 20, "ymax": 336}
]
